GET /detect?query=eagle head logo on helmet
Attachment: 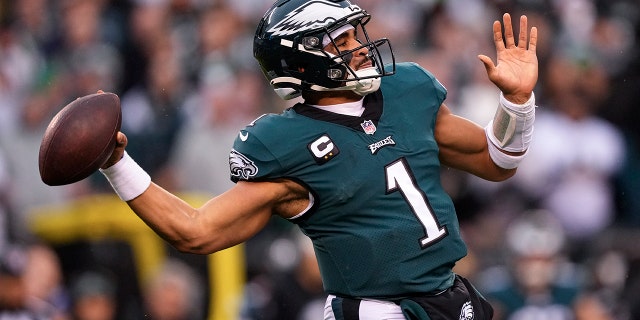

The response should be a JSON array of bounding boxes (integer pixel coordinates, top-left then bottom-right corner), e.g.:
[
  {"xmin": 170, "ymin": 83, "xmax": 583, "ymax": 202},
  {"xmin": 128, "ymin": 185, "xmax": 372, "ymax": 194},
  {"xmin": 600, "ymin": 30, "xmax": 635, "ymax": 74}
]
[
  {"xmin": 253, "ymin": 0, "xmax": 396, "ymax": 100},
  {"xmin": 267, "ymin": 1, "xmax": 361, "ymax": 37}
]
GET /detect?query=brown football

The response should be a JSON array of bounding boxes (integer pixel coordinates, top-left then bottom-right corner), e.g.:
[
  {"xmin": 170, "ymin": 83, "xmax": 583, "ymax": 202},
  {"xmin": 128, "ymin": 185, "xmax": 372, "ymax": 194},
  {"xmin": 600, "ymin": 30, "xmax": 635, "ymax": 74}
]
[{"xmin": 39, "ymin": 92, "xmax": 122, "ymax": 186}]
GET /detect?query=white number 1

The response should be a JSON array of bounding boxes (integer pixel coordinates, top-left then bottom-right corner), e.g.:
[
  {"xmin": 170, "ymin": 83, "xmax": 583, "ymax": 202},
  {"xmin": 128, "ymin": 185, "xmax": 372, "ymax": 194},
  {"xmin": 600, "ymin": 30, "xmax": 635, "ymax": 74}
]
[{"xmin": 385, "ymin": 158, "xmax": 448, "ymax": 248}]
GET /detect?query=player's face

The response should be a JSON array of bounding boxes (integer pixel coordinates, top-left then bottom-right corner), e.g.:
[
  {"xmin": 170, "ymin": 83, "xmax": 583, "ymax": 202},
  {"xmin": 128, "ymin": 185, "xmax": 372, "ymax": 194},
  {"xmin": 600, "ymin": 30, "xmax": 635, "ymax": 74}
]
[{"xmin": 323, "ymin": 29, "xmax": 373, "ymax": 71}]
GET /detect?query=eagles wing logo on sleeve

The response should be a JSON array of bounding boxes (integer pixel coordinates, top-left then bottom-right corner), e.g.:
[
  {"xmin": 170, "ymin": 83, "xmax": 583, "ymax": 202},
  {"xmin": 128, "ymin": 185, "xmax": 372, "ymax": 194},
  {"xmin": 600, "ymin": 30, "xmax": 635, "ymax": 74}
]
[
  {"xmin": 267, "ymin": 1, "xmax": 361, "ymax": 37},
  {"xmin": 459, "ymin": 301, "xmax": 474, "ymax": 320},
  {"xmin": 229, "ymin": 149, "xmax": 259, "ymax": 180}
]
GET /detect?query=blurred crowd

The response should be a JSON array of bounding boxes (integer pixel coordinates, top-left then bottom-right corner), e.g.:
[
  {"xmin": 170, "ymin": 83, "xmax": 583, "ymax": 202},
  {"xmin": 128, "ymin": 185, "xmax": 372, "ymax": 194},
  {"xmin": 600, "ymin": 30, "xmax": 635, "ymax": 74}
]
[{"xmin": 0, "ymin": 0, "xmax": 639, "ymax": 319}]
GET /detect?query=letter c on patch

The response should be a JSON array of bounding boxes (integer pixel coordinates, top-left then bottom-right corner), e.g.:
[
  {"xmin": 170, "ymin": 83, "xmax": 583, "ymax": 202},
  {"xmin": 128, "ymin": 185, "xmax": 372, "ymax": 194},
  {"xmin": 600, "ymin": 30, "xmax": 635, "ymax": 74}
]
[{"xmin": 308, "ymin": 134, "xmax": 340, "ymax": 165}]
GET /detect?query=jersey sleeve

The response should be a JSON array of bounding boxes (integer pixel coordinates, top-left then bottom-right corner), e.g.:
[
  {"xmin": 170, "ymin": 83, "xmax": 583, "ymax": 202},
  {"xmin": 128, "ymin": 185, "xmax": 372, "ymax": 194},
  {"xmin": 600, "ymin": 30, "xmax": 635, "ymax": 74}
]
[
  {"xmin": 406, "ymin": 62, "xmax": 448, "ymax": 105},
  {"xmin": 228, "ymin": 117, "xmax": 286, "ymax": 183}
]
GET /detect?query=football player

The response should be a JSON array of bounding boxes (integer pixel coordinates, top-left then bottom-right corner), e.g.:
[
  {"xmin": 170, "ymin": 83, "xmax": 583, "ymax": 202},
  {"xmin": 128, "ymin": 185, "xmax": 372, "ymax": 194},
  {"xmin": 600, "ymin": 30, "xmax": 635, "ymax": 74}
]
[{"xmin": 100, "ymin": 0, "xmax": 538, "ymax": 319}]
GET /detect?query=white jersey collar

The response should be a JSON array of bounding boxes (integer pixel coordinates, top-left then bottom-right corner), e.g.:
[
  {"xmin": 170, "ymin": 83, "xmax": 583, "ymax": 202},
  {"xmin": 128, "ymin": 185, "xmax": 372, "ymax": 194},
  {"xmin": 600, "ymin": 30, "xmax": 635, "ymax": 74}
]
[{"xmin": 309, "ymin": 98, "xmax": 365, "ymax": 117}]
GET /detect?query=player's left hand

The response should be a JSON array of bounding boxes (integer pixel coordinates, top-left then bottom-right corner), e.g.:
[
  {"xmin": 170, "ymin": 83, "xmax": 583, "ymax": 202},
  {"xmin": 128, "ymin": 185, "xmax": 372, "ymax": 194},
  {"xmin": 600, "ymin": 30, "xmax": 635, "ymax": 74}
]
[{"xmin": 478, "ymin": 13, "xmax": 538, "ymax": 104}]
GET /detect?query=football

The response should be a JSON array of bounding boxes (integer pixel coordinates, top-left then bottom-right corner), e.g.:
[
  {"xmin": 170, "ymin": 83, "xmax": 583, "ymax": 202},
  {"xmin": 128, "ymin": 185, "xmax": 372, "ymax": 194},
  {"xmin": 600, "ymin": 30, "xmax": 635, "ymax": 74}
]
[{"xmin": 39, "ymin": 92, "xmax": 122, "ymax": 186}]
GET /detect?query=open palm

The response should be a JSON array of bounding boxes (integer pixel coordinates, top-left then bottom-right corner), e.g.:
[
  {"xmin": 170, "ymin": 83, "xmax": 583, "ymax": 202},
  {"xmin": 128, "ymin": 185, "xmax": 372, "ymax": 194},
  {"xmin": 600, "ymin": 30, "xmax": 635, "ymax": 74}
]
[{"xmin": 478, "ymin": 13, "xmax": 538, "ymax": 104}]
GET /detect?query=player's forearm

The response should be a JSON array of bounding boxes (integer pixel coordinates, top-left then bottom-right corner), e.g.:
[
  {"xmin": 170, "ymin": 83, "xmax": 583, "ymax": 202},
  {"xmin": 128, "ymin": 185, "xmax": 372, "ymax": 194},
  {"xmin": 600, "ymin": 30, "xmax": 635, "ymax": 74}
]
[
  {"xmin": 126, "ymin": 182, "xmax": 211, "ymax": 253},
  {"xmin": 100, "ymin": 151, "xmax": 275, "ymax": 254},
  {"xmin": 100, "ymin": 152, "xmax": 222, "ymax": 254},
  {"xmin": 436, "ymin": 104, "xmax": 522, "ymax": 181},
  {"xmin": 129, "ymin": 182, "xmax": 273, "ymax": 254},
  {"xmin": 439, "ymin": 142, "xmax": 517, "ymax": 182}
]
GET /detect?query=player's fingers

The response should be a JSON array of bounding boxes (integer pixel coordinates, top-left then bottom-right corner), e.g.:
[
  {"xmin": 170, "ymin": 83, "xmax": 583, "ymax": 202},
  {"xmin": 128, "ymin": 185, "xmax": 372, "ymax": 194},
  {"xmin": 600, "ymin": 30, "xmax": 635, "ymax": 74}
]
[
  {"xmin": 102, "ymin": 132, "xmax": 127, "ymax": 169},
  {"xmin": 492, "ymin": 20, "xmax": 505, "ymax": 51},
  {"xmin": 528, "ymin": 26, "xmax": 538, "ymax": 53},
  {"xmin": 478, "ymin": 54, "xmax": 496, "ymax": 76},
  {"xmin": 503, "ymin": 13, "xmax": 515, "ymax": 48},
  {"xmin": 116, "ymin": 132, "xmax": 127, "ymax": 147},
  {"xmin": 518, "ymin": 15, "xmax": 528, "ymax": 49}
]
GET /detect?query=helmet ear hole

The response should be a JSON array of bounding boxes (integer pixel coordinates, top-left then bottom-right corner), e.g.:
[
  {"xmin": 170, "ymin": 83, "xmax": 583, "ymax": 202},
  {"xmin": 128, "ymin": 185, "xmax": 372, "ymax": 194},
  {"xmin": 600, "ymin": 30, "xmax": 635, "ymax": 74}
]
[
  {"xmin": 328, "ymin": 69, "xmax": 343, "ymax": 80},
  {"xmin": 302, "ymin": 36, "xmax": 322, "ymax": 49}
]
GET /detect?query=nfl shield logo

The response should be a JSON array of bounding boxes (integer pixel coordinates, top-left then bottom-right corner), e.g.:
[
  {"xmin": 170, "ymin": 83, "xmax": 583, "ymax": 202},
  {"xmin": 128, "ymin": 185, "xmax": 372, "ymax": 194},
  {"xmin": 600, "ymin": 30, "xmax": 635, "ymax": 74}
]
[{"xmin": 361, "ymin": 120, "xmax": 377, "ymax": 135}]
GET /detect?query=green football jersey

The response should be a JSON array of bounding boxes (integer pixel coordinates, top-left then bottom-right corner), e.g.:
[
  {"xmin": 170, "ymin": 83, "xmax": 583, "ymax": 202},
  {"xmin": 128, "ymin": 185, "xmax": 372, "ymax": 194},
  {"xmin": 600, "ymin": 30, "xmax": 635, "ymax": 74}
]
[{"xmin": 230, "ymin": 62, "xmax": 466, "ymax": 299}]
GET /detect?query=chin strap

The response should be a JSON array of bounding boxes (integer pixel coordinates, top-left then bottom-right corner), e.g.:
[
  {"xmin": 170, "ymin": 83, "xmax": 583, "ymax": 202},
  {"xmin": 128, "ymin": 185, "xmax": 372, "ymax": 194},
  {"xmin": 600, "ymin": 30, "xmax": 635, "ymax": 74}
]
[
  {"xmin": 269, "ymin": 66, "xmax": 382, "ymax": 100},
  {"xmin": 348, "ymin": 67, "xmax": 382, "ymax": 96},
  {"xmin": 307, "ymin": 67, "xmax": 381, "ymax": 96}
]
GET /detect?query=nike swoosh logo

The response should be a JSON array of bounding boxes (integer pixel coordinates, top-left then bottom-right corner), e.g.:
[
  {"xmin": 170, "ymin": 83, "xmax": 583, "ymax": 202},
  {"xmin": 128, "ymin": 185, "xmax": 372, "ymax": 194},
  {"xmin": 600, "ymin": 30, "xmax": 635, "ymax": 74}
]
[{"xmin": 239, "ymin": 131, "xmax": 249, "ymax": 142}]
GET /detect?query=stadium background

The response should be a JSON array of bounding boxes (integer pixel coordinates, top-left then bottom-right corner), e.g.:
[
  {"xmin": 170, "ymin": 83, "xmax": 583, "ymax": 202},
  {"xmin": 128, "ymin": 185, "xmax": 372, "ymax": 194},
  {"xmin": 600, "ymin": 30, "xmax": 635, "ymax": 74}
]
[{"xmin": 0, "ymin": 0, "xmax": 639, "ymax": 319}]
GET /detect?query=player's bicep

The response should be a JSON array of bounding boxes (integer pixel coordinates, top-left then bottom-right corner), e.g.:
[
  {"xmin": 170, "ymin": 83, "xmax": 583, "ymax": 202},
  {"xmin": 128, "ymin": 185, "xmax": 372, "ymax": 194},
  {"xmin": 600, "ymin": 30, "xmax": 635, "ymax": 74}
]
[
  {"xmin": 196, "ymin": 181, "xmax": 284, "ymax": 251},
  {"xmin": 434, "ymin": 104, "xmax": 487, "ymax": 160},
  {"xmin": 196, "ymin": 179, "xmax": 309, "ymax": 253},
  {"xmin": 434, "ymin": 104, "xmax": 514, "ymax": 180}
]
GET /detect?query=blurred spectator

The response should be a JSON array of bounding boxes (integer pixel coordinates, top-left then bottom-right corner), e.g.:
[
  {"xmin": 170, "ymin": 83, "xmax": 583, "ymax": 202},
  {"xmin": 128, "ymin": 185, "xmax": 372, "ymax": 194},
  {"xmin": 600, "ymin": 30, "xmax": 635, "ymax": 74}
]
[
  {"xmin": 613, "ymin": 136, "xmax": 640, "ymax": 227},
  {"xmin": 170, "ymin": 3, "xmax": 265, "ymax": 195},
  {"xmin": 22, "ymin": 244, "xmax": 69, "ymax": 319},
  {"xmin": 56, "ymin": 0, "xmax": 122, "ymax": 92},
  {"xmin": 0, "ymin": 146, "xmax": 22, "ymax": 313},
  {"xmin": 2, "ymin": 0, "xmax": 124, "ymax": 231},
  {"xmin": 142, "ymin": 258, "xmax": 205, "ymax": 320},
  {"xmin": 123, "ymin": 0, "xmax": 171, "ymax": 92},
  {"xmin": 480, "ymin": 210, "xmax": 581, "ymax": 320},
  {"xmin": 189, "ymin": 2, "xmax": 258, "ymax": 124},
  {"xmin": 0, "ymin": 7, "xmax": 44, "ymax": 137},
  {"xmin": 118, "ymin": 32, "xmax": 189, "ymax": 190},
  {"xmin": 69, "ymin": 270, "xmax": 117, "ymax": 320},
  {"xmin": 574, "ymin": 250, "xmax": 631, "ymax": 320},
  {"xmin": 594, "ymin": 1, "xmax": 640, "ymax": 228},
  {"xmin": 20, "ymin": 0, "xmax": 122, "ymax": 132},
  {"xmin": 240, "ymin": 228, "xmax": 325, "ymax": 320},
  {"xmin": 0, "ymin": 243, "xmax": 70, "ymax": 320},
  {"xmin": 511, "ymin": 54, "xmax": 626, "ymax": 258},
  {"xmin": 224, "ymin": 0, "xmax": 273, "ymax": 23}
]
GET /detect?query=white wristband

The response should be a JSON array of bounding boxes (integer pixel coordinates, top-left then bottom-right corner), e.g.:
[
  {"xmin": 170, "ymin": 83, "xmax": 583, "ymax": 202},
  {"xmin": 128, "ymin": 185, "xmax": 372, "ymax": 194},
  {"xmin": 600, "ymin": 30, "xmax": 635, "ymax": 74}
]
[
  {"xmin": 487, "ymin": 92, "xmax": 536, "ymax": 153},
  {"xmin": 485, "ymin": 132, "xmax": 527, "ymax": 169},
  {"xmin": 99, "ymin": 151, "xmax": 151, "ymax": 201}
]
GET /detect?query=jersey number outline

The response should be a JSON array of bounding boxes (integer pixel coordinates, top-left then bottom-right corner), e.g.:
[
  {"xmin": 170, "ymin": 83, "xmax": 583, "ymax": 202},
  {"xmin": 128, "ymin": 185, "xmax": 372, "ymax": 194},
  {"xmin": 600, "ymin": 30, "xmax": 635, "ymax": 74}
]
[{"xmin": 385, "ymin": 158, "xmax": 448, "ymax": 248}]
